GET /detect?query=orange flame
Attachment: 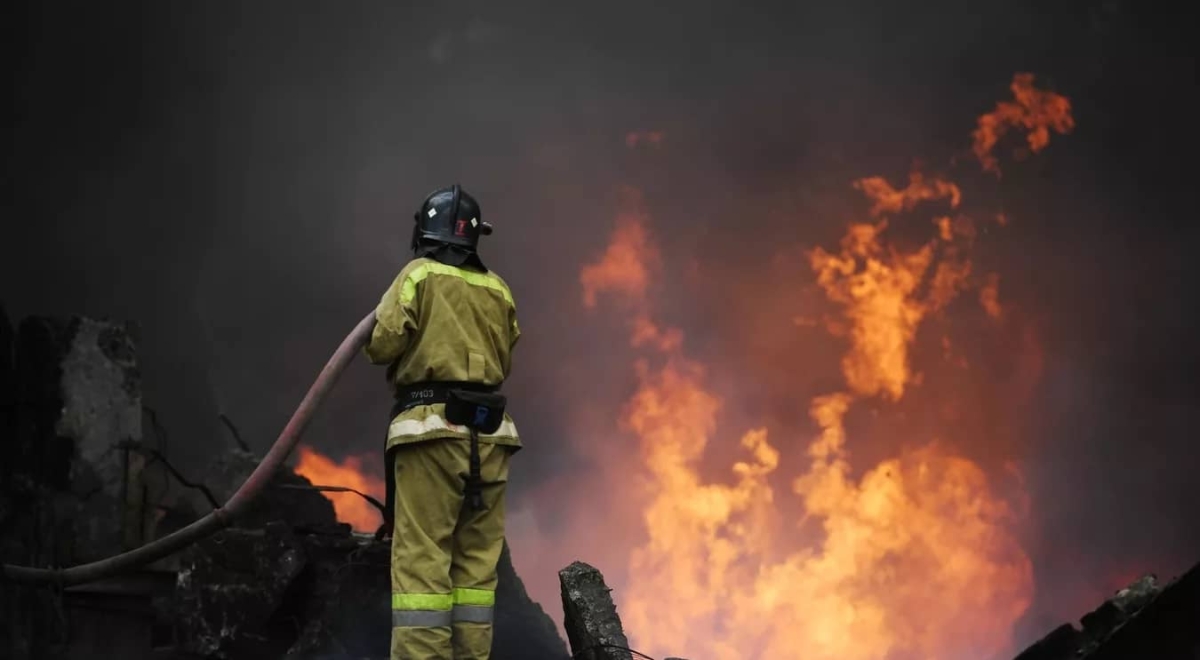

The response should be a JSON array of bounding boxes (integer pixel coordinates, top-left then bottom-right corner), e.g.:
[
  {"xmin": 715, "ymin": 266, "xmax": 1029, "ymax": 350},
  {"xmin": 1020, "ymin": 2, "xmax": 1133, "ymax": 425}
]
[
  {"xmin": 806, "ymin": 198, "xmax": 976, "ymax": 402},
  {"xmin": 294, "ymin": 445, "xmax": 386, "ymax": 532},
  {"xmin": 973, "ymin": 73, "xmax": 1075, "ymax": 175},
  {"xmin": 809, "ymin": 219, "xmax": 933, "ymax": 401},
  {"xmin": 580, "ymin": 191, "xmax": 658, "ymax": 310},
  {"xmin": 855, "ymin": 171, "xmax": 962, "ymax": 216},
  {"xmin": 577, "ymin": 75, "xmax": 1072, "ymax": 659}
]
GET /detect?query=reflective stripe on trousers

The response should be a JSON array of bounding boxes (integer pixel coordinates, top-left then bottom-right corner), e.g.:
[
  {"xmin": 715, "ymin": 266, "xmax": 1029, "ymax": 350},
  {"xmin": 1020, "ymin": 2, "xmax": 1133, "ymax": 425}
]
[
  {"xmin": 452, "ymin": 587, "xmax": 494, "ymax": 624},
  {"xmin": 392, "ymin": 592, "xmax": 453, "ymax": 628}
]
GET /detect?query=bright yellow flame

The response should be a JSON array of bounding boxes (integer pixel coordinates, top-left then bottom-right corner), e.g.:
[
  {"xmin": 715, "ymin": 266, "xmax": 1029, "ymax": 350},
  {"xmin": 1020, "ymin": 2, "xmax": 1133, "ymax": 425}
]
[
  {"xmin": 577, "ymin": 74, "xmax": 1073, "ymax": 660},
  {"xmin": 809, "ymin": 219, "xmax": 934, "ymax": 402}
]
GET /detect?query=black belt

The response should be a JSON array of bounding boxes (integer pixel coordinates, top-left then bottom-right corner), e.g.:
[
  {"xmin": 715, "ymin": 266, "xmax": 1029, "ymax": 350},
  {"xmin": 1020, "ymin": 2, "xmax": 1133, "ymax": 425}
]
[
  {"xmin": 390, "ymin": 381, "xmax": 498, "ymax": 418},
  {"xmin": 387, "ymin": 381, "xmax": 503, "ymax": 514}
]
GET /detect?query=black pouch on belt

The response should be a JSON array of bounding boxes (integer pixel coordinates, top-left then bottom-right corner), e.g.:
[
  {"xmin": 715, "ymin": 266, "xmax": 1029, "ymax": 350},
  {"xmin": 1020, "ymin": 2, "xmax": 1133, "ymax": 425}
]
[{"xmin": 444, "ymin": 389, "xmax": 507, "ymax": 511}]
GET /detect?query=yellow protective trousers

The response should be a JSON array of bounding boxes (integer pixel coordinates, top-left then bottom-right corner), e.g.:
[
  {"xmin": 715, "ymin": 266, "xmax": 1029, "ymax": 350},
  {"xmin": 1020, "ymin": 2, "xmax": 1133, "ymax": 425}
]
[{"xmin": 390, "ymin": 438, "xmax": 511, "ymax": 660}]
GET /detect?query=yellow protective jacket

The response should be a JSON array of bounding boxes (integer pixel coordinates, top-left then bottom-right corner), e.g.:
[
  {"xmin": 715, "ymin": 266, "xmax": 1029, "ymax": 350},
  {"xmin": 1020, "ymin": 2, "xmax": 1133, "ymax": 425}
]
[{"xmin": 364, "ymin": 257, "xmax": 521, "ymax": 452}]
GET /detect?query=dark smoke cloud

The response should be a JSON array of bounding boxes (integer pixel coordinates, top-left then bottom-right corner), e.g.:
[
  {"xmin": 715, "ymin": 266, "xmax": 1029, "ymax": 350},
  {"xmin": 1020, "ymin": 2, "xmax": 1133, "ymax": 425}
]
[{"xmin": 4, "ymin": 0, "xmax": 1198, "ymax": 647}]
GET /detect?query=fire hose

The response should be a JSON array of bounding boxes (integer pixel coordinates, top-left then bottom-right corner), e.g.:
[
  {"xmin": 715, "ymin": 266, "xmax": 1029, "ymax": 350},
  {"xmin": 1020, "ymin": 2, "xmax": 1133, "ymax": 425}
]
[{"xmin": 1, "ymin": 311, "xmax": 377, "ymax": 587}]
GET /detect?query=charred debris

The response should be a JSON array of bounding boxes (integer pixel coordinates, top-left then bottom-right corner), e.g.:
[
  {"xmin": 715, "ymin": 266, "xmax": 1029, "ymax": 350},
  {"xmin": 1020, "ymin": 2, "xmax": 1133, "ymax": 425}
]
[
  {"xmin": 0, "ymin": 310, "xmax": 565, "ymax": 659},
  {"xmin": 1, "ymin": 310, "xmax": 1197, "ymax": 660}
]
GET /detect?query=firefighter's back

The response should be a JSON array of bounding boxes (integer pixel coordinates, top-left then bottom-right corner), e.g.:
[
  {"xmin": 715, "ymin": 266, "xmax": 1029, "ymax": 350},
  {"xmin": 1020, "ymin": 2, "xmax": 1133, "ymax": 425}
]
[{"xmin": 388, "ymin": 257, "xmax": 519, "ymax": 389}]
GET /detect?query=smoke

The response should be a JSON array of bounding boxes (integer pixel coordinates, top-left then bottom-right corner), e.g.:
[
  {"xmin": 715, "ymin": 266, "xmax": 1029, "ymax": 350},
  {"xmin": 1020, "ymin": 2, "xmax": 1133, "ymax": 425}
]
[{"xmin": 4, "ymin": 0, "xmax": 1199, "ymax": 653}]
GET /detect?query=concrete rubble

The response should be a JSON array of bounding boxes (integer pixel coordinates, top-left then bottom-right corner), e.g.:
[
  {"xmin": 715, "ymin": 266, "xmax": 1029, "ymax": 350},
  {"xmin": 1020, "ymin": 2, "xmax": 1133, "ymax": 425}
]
[
  {"xmin": 13, "ymin": 315, "xmax": 150, "ymax": 560},
  {"xmin": 0, "ymin": 311, "xmax": 568, "ymax": 659},
  {"xmin": 1012, "ymin": 564, "xmax": 1200, "ymax": 660},
  {"xmin": 164, "ymin": 521, "xmax": 568, "ymax": 659},
  {"xmin": 558, "ymin": 560, "xmax": 693, "ymax": 660},
  {"xmin": 2, "ymin": 313, "xmax": 161, "ymax": 657},
  {"xmin": 559, "ymin": 561, "xmax": 634, "ymax": 660}
]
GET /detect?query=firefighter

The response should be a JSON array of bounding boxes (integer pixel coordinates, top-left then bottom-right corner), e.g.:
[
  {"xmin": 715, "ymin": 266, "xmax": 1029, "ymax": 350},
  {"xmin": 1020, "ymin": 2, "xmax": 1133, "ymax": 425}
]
[{"xmin": 364, "ymin": 184, "xmax": 521, "ymax": 660}]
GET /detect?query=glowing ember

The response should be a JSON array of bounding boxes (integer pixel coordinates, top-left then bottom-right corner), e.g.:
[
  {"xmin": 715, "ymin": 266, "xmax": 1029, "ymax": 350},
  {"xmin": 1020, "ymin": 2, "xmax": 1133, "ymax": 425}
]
[
  {"xmin": 294, "ymin": 445, "xmax": 386, "ymax": 532},
  {"xmin": 577, "ymin": 74, "xmax": 1072, "ymax": 659}
]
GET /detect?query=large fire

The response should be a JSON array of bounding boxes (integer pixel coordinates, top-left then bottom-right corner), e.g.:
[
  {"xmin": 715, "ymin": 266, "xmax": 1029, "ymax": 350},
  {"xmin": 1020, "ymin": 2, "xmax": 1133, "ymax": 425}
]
[
  {"xmin": 577, "ymin": 74, "xmax": 1073, "ymax": 659},
  {"xmin": 286, "ymin": 73, "xmax": 1076, "ymax": 660}
]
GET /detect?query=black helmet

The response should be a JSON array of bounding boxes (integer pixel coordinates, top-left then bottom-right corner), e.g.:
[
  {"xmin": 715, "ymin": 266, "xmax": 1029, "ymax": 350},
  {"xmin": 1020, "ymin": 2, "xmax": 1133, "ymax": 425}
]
[{"xmin": 412, "ymin": 184, "xmax": 493, "ymax": 253}]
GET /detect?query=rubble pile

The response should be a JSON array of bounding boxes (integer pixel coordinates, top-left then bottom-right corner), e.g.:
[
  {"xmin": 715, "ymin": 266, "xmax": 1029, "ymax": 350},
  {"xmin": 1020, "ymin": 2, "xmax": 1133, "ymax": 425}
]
[
  {"xmin": 1, "ymin": 312, "xmax": 159, "ymax": 657},
  {"xmin": 11, "ymin": 315, "xmax": 150, "ymax": 559},
  {"xmin": 202, "ymin": 446, "xmax": 342, "ymax": 534},
  {"xmin": 1012, "ymin": 564, "xmax": 1200, "ymax": 660},
  {"xmin": 166, "ymin": 520, "xmax": 567, "ymax": 659},
  {"xmin": 0, "ymin": 311, "xmax": 567, "ymax": 659}
]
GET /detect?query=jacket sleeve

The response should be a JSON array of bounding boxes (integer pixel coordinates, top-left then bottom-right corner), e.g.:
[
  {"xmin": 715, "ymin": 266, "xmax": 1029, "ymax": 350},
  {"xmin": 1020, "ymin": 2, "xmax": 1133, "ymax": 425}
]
[{"xmin": 364, "ymin": 271, "xmax": 420, "ymax": 365}]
